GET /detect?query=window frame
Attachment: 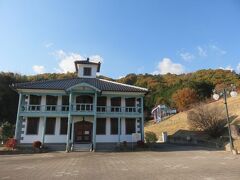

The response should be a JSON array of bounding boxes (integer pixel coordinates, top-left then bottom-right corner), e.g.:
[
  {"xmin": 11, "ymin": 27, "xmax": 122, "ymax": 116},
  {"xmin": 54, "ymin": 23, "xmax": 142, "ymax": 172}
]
[
  {"xmin": 45, "ymin": 117, "xmax": 56, "ymax": 135},
  {"xmin": 26, "ymin": 117, "xmax": 39, "ymax": 135},
  {"xmin": 29, "ymin": 95, "xmax": 41, "ymax": 105},
  {"xmin": 111, "ymin": 118, "xmax": 118, "ymax": 135},
  {"xmin": 83, "ymin": 67, "xmax": 92, "ymax": 76},
  {"xmin": 96, "ymin": 118, "xmax": 106, "ymax": 135},
  {"xmin": 125, "ymin": 118, "xmax": 136, "ymax": 135},
  {"xmin": 60, "ymin": 117, "xmax": 68, "ymax": 135}
]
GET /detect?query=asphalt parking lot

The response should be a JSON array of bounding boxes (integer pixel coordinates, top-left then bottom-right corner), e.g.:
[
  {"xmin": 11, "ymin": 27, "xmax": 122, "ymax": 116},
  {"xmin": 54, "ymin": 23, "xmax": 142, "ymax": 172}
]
[{"xmin": 0, "ymin": 145, "xmax": 239, "ymax": 180}]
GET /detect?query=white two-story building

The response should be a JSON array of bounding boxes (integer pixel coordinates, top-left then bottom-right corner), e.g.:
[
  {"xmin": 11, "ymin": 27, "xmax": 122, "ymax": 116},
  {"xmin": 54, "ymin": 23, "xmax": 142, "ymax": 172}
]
[{"xmin": 12, "ymin": 59, "xmax": 148, "ymax": 151}]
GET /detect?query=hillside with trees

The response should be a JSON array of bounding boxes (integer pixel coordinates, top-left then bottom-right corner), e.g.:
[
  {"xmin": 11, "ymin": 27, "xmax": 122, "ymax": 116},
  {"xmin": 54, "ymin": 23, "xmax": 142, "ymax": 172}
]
[
  {"xmin": 118, "ymin": 69, "xmax": 240, "ymax": 114},
  {"xmin": 0, "ymin": 69, "xmax": 240, "ymax": 126}
]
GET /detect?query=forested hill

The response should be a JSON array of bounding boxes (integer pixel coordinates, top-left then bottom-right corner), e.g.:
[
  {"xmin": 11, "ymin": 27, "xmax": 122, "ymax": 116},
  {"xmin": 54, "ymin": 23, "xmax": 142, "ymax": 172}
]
[{"xmin": 0, "ymin": 69, "xmax": 240, "ymax": 125}]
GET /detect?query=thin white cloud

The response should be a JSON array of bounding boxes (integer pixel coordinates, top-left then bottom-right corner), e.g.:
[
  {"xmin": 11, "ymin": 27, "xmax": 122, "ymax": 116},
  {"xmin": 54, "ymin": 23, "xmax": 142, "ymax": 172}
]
[
  {"xmin": 53, "ymin": 50, "xmax": 103, "ymax": 73},
  {"xmin": 32, "ymin": 65, "xmax": 45, "ymax": 74},
  {"xmin": 179, "ymin": 43, "xmax": 226, "ymax": 61},
  {"xmin": 219, "ymin": 65, "xmax": 233, "ymax": 71},
  {"xmin": 44, "ymin": 42, "xmax": 54, "ymax": 48},
  {"xmin": 197, "ymin": 46, "xmax": 207, "ymax": 57},
  {"xmin": 89, "ymin": 55, "xmax": 104, "ymax": 63},
  {"xmin": 209, "ymin": 44, "xmax": 227, "ymax": 55},
  {"xmin": 53, "ymin": 50, "xmax": 83, "ymax": 73},
  {"xmin": 179, "ymin": 52, "xmax": 195, "ymax": 61},
  {"xmin": 153, "ymin": 58, "xmax": 185, "ymax": 75}
]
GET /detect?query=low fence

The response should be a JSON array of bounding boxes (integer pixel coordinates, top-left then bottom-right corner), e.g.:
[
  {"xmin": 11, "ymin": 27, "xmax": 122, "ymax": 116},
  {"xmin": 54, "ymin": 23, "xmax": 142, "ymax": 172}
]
[{"xmin": 167, "ymin": 135, "xmax": 225, "ymax": 149}]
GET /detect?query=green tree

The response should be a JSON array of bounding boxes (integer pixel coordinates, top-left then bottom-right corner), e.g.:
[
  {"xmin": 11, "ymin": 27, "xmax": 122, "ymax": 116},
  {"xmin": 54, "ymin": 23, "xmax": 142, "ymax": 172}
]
[{"xmin": 0, "ymin": 121, "xmax": 14, "ymax": 141}]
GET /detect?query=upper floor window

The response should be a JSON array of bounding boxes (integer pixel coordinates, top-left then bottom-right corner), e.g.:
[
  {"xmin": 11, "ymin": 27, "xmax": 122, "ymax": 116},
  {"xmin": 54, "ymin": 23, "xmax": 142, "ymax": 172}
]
[
  {"xmin": 83, "ymin": 67, "xmax": 92, "ymax": 76},
  {"xmin": 30, "ymin": 95, "xmax": 41, "ymax": 105},
  {"xmin": 46, "ymin": 95, "xmax": 58, "ymax": 105},
  {"xmin": 62, "ymin": 95, "xmax": 69, "ymax": 105}
]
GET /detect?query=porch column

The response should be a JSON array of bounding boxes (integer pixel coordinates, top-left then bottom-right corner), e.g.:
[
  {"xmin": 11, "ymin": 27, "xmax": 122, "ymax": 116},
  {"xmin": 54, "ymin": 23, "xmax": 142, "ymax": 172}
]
[
  {"xmin": 118, "ymin": 117, "xmax": 121, "ymax": 144},
  {"xmin": 92, "ymin": 92, "xmax": 97, "ymax": 151},
  {"xmin": 141, "ymin": 97, "xmax": 144, "ymax": 141},
  {"xmin": 121, "ymin": 96, "xmax": 125, "ymax": 113},
  {"xmin": 41, "ymin": 116, "xmax": 46, "ymax": 145},
  {"xmin": 66, "ymin": 92, "xmax": 73, "ymax": 152},
  {"xmin": 71, "ymin": 119, "xmax": 74, "ymax": 143},
  {"xmin": 14, "ymin": 93, "xmax": 22, "ymax": 141}
]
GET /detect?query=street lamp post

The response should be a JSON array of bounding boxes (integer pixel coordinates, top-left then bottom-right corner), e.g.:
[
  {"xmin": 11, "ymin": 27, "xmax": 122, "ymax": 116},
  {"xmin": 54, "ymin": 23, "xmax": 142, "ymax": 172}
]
[{"xmin": 212, "ymin": 86, "xmax": 237, "ymax": 152}]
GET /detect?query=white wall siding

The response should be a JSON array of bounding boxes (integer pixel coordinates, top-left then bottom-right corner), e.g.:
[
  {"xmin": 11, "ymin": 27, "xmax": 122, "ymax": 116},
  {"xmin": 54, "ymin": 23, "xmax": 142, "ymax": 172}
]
[
  {"xmin": 77, "ymin": 64, "xmax": 98, "ymax": 78},
  {"xmin": 96, "ymin": 135, "xmax": 119, "ymax": 142},
  {"xmin": 96, "ymin": 135, "xmax": 133, "ymax": 143},
  {"xmin": 20, "ymin": 116, "xmax": 139, "ymax": 144},
  {"xmin": 45, "ymin": 117, "xmax": 67, "ymax": 143},
  {"xmin": 21, "ymin": 117, "xmax": 43, "ymax": 143},
  {"xmin": 21, "ymin": 117, "xmax": 67, "ymax": 144},
  {"xmin": 96, "ymin": 117, "xmax": 137, "ymax": 143}
]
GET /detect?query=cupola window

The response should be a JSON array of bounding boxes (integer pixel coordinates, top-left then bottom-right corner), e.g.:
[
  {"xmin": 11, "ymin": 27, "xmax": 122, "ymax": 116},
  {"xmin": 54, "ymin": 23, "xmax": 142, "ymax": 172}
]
[{"xmin": 83, "ymin": 67, "xmax": 92, "ymax": 76}]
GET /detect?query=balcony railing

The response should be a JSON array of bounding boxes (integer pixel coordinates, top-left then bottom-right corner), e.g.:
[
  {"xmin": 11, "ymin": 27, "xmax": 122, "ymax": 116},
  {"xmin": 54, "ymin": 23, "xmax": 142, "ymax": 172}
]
[
  {"xmin": 20, "ymin": 104, "xmax": 142, "ymax": 114},
  {"xmin": 96, "ymin": 106, "xmax": 142, "ymax": 114},
  {"xmin": 72, "ymin": 103, "xmax": 93, "ymax": 112},
  {"xmin": 22, "ymin": 105, "xmax": 69, "ymax": 112}
]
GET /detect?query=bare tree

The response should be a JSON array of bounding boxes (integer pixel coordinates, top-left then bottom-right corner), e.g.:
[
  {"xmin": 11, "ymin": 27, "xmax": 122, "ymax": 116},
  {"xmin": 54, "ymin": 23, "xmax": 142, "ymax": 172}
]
[{"xmin": 187, "ymin": 104, "xmax": 226, "ymax": 138}]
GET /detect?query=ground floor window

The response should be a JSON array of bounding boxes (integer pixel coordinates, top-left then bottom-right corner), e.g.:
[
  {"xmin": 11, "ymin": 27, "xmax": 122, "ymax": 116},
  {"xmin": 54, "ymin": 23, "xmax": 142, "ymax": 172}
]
[
  {"xmin": 125, "ymin": 118, "xmax": 136, "ymax": 135},
  {"xmin": 60, "ymin": 117, "xmax": 68, "ymax": 135},
  {"xmin": 111, "ymin": 118, "xmax": 118, "ymax": 135},
  {"xmin": 26, "ymin": 117, "xmax": 39, "ymax": 135},
  {"xmin": 45, "ymin": 117, "xmax": 56, "ymax": 135},
  {"xmin": 96, "ymin": 118, "xmax": 106, "ymax": 135}
]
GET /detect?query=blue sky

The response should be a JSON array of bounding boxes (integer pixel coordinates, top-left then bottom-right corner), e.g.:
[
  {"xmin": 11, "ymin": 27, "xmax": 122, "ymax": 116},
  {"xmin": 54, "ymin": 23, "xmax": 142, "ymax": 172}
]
[{"xmin": 0, "ymin": 0, "xmax": 240, "ymax": 78}]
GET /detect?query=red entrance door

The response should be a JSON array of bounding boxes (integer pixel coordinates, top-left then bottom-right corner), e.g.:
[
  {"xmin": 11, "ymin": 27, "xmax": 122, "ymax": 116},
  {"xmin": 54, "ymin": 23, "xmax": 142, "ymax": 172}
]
[{"xmin": 74, "ymin": 121, "xmax": 93, "ymax": 143}]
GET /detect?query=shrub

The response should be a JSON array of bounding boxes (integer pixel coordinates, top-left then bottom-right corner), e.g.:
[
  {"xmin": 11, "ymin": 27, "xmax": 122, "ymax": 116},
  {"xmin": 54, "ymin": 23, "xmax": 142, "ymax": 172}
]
[
  {"xmin": 33, "ymin": 141, "xmax": 42, "ymax": 149},
  {"xmin": 187, "ymin": 104, "xmax": 226, "ymax": 138},
  {"xmin": 5, "ymin": 138, "xmax": 17, "ymax": 149},
  {"xmin": 145, "ymin": 131, "xmax": 158, "ymax": 143},
  {"xmin": 1, "ymin": 122, "xmax": 14, "ymax": 142}
]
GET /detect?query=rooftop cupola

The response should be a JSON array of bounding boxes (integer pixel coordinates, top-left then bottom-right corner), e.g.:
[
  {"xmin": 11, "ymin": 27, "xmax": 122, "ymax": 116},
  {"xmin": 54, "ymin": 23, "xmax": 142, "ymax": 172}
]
[{"xmin": 74, "ymin": 58, "xmax": 101, "ymax": 78}]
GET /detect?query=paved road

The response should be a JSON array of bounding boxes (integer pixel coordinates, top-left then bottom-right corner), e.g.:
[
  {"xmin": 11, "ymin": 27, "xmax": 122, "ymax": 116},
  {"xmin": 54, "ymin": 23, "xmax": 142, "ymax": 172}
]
[{"xmin": 0, "ymin": 145, "xmax": 239, "ymax": 180}]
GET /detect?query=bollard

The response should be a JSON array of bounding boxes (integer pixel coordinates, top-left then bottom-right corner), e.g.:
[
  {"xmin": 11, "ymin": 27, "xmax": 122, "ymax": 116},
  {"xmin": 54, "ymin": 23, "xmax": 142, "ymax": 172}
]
[{"xmin": 162, "ymin": 132, "xmax": 168, "ymax": 142}]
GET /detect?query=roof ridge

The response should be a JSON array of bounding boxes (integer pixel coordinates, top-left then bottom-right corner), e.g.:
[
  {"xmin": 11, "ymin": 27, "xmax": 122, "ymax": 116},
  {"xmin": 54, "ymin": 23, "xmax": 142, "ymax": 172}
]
[
  {"xmin": 15, "ymin": 77, "xmax": 79, "ymax": 85},
  {"xmin": 99, "ymin": 78, "xmax": 148, "ymax": 91}
]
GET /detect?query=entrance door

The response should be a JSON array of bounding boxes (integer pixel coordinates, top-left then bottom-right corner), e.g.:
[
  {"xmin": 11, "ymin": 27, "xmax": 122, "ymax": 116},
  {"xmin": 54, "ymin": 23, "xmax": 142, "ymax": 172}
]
[{"xmin": 74, "ymin": 121, "xmax": 93, "ymax": 143}]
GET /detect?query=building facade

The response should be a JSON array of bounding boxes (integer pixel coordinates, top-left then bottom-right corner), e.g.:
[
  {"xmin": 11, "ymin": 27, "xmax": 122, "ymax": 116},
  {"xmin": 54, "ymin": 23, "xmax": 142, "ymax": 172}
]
[{"xmin": 12, "ymin": 59, "xmax": 148, "ymax": 151}]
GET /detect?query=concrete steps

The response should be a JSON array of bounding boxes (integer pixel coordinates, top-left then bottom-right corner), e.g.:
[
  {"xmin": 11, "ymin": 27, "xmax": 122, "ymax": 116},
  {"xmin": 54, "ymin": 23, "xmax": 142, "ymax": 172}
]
[{"xmin": 71, "ymin": 143, "xmax": 92, "ymax": 152}]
